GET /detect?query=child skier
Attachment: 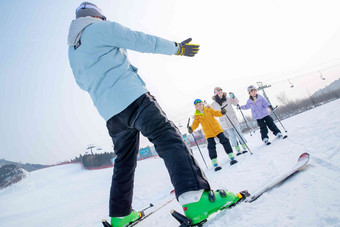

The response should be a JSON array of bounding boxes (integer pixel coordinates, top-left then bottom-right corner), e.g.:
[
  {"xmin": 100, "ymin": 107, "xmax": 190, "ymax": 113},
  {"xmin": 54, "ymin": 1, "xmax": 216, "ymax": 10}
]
[
  {"xmin": 211, "ymin": 87, "xmax": 248, "ymax": 155},
  {"xmin": 188, "ymin": 99, "xmax": 238, "ymax": 171},
  {"xmin": 68, "ymin": 2, "xmax": 240, "ymax": 226},
  {"xmin": 239, "ymin": 85, "xmax": 283, "ymax": 145}
]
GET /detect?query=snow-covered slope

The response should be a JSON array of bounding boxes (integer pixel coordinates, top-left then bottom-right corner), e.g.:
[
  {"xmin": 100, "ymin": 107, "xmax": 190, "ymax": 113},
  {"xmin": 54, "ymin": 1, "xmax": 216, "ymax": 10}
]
[{"xmin": 1, "ymin": 100, "xmax": 340, "ymax": 227}]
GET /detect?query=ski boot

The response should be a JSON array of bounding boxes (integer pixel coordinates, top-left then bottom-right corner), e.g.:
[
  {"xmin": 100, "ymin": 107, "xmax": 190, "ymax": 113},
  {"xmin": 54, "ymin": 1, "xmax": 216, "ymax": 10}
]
[
  {"xmin": 235, "ymin": 145, "xmax": 242, "ymax": 156},
  {"xmin": 110, "ymin": 210, "xmax": 142, "ymax": 227},
  {"xmin": 228, "ymin": 153, "xmax": 238, "ymax": 165},
  {"xmin": 241, "ymin": 144, "xmax": 248, "ymax": 154},
  {"xmin": 276, "ymin": 132, "xmax": 288, "ymax": 139},
  {"xmin": 173, "ymin": 189, "xmax": 248, "ymax": 226},
  {"xmin": 263, "ymin": 138, "xmax": 271, "ymax": 146},
  {"xmin": 235, "ymin": 144, "xmax": 248, "ymax": 155},
  {"xmin": 212, "ymin": 158, "xmax": 222, "ymax": 171},
  {"xmin": 276, "ymin": 132, "xmax": 283, "ymax": 139}
]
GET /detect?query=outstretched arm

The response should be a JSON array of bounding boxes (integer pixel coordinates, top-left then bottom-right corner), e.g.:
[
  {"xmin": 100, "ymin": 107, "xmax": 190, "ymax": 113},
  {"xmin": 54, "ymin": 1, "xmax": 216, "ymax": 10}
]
[
  {"xmin": 262, "ymin": 96, "xmax": 270, "ymax": 108},
  {"xmin": 210, "ymin": 108, "xmax": 223, "ymax": 117},
  {"xmin": 240, "ymin": 102, "xmax": 250, "ymax": 110},
  {"xmin": 108, "ymin": 22, "xmax": 199, "ymax": 57},
  {"xmin": 191, "ymin": 117, "xmax": 200, "ymax": 131},
  {"xmin": 229, "ymin": 93, "xmax": 239, "ymax": 106}
]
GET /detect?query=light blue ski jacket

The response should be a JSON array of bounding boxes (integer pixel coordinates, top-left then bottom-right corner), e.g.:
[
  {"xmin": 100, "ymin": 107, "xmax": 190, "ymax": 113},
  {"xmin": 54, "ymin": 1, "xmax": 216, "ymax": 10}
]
[{"xmin": 68, "ymin": 17, "xmax": 178, "ymax": 121}]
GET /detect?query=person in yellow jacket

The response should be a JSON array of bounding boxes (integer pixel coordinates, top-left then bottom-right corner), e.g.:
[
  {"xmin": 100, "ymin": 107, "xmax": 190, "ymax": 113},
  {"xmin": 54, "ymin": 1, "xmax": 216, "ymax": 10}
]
[{"xmin": 188, "ymin": 99, "xmax": 238, "ymax": 170}]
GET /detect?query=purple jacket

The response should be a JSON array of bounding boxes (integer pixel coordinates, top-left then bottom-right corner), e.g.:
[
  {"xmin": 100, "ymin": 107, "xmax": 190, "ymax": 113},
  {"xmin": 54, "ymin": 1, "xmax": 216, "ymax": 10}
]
[{"xmin": 241, "ymin": 94, "xmax": 270, "ymax": 120}]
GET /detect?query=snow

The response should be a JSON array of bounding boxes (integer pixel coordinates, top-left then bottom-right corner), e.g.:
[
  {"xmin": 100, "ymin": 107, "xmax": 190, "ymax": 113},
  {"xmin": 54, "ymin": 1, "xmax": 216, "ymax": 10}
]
[{"xmin": 1, "ymin": 100, "xmax": 340, "ymax": 227}]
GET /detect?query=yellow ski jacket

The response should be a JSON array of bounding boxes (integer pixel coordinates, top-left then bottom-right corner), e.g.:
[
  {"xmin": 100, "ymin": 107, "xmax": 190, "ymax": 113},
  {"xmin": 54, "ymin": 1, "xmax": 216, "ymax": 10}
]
[{"xmin": 191, "ymin": 107, "xmax": 224, "ymax": 139}]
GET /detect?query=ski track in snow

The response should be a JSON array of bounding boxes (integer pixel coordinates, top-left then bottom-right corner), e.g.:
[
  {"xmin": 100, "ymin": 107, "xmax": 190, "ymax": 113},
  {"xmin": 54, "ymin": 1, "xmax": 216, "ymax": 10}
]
[{"xmin": 1, "ymin": 100, "xmax": 340, "ymax": 227}]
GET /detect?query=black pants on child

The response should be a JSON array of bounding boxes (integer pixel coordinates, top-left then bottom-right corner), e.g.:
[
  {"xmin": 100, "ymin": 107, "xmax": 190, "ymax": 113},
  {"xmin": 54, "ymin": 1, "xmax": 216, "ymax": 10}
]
[
  {"xmin": 106, "ymin": 93, "xmax": 210, "ymax": 217},
  {"xmin": 256, "ymin": 115, "xmax": 281, "ymax": 140},
  {"xmin": 207, "ymin": 132, "xmax": 233, "ymax": 160}
]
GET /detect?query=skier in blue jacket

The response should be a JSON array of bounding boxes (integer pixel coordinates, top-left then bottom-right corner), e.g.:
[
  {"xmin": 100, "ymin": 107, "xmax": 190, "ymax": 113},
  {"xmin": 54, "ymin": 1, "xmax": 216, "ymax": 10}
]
[{"xmin": 68, "ymin": 2, "xmax": 240, "ymax": 226}]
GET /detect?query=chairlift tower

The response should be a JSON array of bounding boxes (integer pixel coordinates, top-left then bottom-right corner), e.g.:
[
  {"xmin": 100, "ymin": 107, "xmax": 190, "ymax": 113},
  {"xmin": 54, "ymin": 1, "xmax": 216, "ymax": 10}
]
[
  {"xmin": 256, "ymin": 82, "xmax": 273, "ymax": 105},
  {"xmin": 87, "ymin": 144, "xmax": 95, "ymax": 155}
]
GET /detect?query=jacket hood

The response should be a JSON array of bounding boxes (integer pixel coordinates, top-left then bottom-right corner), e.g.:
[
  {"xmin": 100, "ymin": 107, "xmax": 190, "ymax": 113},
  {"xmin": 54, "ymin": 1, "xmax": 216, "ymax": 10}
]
[
  {"xmin": 212, "ymin": 92, "xmax": 227, "ymax": 100},
  {"xmin": 67, "ymin": 16, "xmax": 103, "ymax": 46},
  {"xmin": 195, "ymin": 107, "xmax": 205, "ymax": 117},
  {"xmin": 250, "ymin": 94, "xmax": 258, "ymax": 101}
]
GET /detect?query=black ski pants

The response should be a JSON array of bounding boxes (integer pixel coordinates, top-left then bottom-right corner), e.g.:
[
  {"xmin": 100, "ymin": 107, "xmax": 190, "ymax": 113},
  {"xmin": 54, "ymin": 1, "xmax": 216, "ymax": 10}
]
[
  {"xmin": 207, "ymin": 132, "xmax": 233, "ymax": 160},
  {"xmin": 106, "ymin": 93, "xmax": 210, "ymax": 217},
  {"xmin": 256, "ymin": 115, "xmax": 281, "ymax": 140}
]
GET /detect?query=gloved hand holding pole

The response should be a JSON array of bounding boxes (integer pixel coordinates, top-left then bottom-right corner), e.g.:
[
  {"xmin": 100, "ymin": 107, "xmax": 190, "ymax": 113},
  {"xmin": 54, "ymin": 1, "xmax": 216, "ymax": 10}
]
[{"xmin": 187, "ymin": 118, "xmax": 208, "ymax": 168}]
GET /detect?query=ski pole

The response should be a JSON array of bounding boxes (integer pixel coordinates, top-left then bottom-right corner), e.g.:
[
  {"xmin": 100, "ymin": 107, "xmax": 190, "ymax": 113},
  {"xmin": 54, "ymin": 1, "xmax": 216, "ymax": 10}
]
[
  {"xmin": 221, "ymin": 105, "xmax": 253, "ymax": 155},
  {"xmin": 187, "ymin": 118, "xmax": 208, "ymax": 169},
  {"xmin": 237, "ymin": 104, "xmax": 256, "ymax": 136},
  {"xmin": 140, "ymin": 203, "xmax": 154, "ymax": 212},
  {"xmin": 270, "ymin": 107, "xmax": 287, "ymax": 133}
]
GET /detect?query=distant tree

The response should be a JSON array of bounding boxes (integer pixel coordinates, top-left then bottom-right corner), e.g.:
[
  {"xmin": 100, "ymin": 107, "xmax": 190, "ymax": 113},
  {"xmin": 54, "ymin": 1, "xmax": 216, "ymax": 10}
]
[
  {"xmin": 277, "ymin": 91, "xmax": 290, "ymax": 106},
  {"xmin": 81, "ymin": 152, "xmax": 115, "ymax": 169},
  {"xmin": 0, "ymin": 164, "xmax": 26, "ymax": 189},
  {"xmin": 307, "ymin": 89, "xmax": 317, "ymax": 108}
]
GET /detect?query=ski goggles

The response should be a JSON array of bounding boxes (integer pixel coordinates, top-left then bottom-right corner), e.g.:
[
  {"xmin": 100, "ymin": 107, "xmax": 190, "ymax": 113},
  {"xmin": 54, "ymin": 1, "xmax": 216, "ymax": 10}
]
[
  {"xmin": 193, "ymin": 99, "xmax": 203, "ymax": 105},
  {"xmin": 214, "ymin": 88, "xmax": 222, "ymax": 95}
]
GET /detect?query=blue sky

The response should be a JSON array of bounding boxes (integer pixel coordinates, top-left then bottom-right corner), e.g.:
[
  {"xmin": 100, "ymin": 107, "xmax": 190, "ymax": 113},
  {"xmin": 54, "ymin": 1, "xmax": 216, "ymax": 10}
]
[{"xmin": 1, "ymin": 0, "xmax": 340, "ymax": 164}]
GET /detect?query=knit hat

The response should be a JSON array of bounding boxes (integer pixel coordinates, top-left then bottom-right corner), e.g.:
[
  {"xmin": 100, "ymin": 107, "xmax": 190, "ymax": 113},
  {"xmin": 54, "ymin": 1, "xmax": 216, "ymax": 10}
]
[
  {"xmin": 247, "ymin": 85, "xmax": 257, "ymax": 93},
  {"xmin": 214, "ymin": 87, "xmax": 222, "ymax": 95},
  {"xmin": 76, "ymin": 2, "xmax": 106, "ymax": 21}
]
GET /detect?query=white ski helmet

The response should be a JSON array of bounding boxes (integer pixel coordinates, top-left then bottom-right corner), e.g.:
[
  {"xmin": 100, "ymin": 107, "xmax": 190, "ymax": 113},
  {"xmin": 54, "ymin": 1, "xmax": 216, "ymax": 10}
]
[{"xmin": 247, "ymin": 85, "xmax": 257, "ymax": 93}]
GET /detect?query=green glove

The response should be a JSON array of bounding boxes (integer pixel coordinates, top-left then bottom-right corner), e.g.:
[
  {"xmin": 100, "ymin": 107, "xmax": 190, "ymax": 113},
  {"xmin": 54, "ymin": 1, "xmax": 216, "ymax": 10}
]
[{"xmin": 175, "ymin": 38, "xmax": 200, "ymax": 57}]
